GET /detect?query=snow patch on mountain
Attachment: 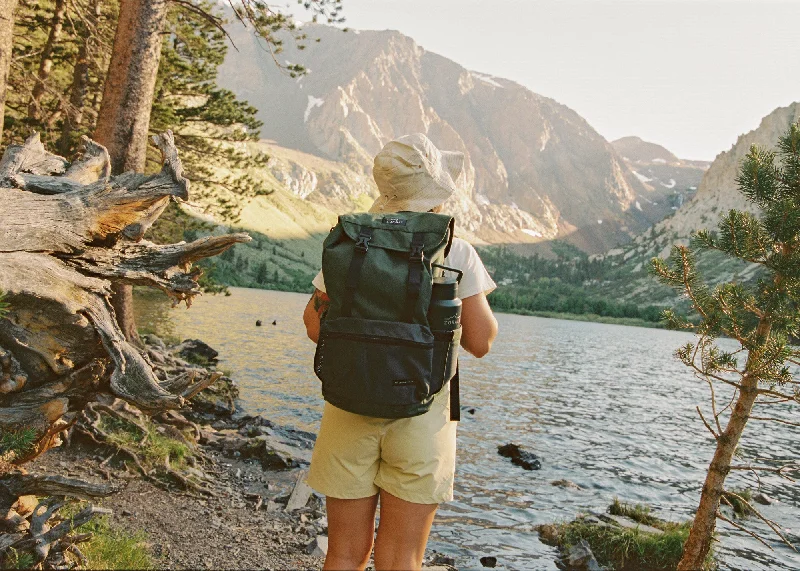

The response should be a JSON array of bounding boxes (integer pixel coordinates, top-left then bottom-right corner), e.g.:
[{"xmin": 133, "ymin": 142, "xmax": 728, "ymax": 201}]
[{"xmin": 304, "ymin": 95, "xmax": 325, "ymax": 123}]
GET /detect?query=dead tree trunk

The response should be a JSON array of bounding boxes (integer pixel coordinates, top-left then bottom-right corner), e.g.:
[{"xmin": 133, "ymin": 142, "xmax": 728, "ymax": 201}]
[
  {"xmin": 0, "ymin": 131, "xmax": 250, "ymax": 462},
  {"xmin": 0, "ymin": 0, "xmax": 19, "ymax": 145},
  {"xmin": 27, "ymin": 0, "xmax": 68, "ymax": 121}
]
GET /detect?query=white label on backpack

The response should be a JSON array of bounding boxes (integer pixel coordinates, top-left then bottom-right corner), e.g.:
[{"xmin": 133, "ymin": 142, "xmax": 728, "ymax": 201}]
[{"xmin": 382, "ymin": 216, "xmax": 407, "ymax": 226}]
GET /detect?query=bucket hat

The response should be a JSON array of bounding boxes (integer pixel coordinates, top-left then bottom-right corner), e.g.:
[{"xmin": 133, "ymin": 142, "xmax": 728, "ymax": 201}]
[{"xmin": 368, "ymin": 133, "xmax": 465, "ymax": 214}]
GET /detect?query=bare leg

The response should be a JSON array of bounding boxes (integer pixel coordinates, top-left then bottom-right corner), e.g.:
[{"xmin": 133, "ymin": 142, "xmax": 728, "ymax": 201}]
[
  {"xmin": 323, "ymin": 495, "xmax": 379, "ymax": 571},
  {"xmin": 373, "ymin": 489, "xmax": 438, "ymax": 571}
]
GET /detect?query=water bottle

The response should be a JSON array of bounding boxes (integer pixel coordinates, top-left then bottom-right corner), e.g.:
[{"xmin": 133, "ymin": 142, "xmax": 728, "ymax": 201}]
[{"xmin": 428, "ymin": 273, "xmax": 462, "ymax": 331}]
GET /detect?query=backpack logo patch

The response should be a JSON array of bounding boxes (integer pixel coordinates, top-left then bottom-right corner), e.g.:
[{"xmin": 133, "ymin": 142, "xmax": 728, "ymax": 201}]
[{"xmin": 381, "ymin": 216, "xmax": 407, "ymax": 226}]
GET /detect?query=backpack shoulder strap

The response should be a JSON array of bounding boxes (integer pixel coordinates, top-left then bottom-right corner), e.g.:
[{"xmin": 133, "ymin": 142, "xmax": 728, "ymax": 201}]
[{"xmin": 340, "ymin": 226, "xmax": 373, "ymax": 317}]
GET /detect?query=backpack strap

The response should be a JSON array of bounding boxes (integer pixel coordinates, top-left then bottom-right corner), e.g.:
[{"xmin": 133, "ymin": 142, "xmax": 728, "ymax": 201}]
[
  {"xmin": 443, "ymin": 217, "xmax": 456, "ymax": 258},
  {"xmin": 404, "ymin": 232, "xmax": 425, "ymax": 322},
  {"xmin": 340, "ymin": 227, "xmax": 373, "ymax": 317},
  {"xmin": 450, "ymin": 363, "xmax": 460, "ymax": 422}
]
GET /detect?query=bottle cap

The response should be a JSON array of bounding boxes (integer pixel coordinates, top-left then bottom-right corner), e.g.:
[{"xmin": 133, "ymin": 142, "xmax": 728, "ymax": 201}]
[{"xmin": 431, "ymin": 277, "xmax": 458, "ymax": 300}]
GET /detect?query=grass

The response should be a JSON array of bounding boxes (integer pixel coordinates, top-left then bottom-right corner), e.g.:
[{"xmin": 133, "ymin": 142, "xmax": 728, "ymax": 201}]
[
  {"xmin": 99, "ymin": 414, "xmax": 190, "ymax": 471},
  {"xmin": 77, "ymin": 514, "xmax": 153, "ymax": 570},
  {"xmin": 560, "ymin": 519, "xmax": 694, "ymax": 571},
  {"xmin": 0, "ymin": 427, "xmax": 37, "ymax": 457},
  {"xmin": 3, "ymin": 548, "xmax": 35, "ymax": 570},
  {"xmin": 609, "ymin": 498, "xmax": 667, "ymax": 529},
  {"xmin": 549, "ymin": 500, "xmax": 715, "ymax": 571}
]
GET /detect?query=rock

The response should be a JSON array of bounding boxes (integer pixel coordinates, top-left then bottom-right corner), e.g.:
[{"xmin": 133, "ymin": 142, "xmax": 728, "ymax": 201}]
[
  {"xmin": 498, "ymin": 443, "xmax": 541, "ymax": 470},
  {"xmin": 600, "ymin": 513, "xmax": 663, "ymax": 535},
  {"xmin": 142, "ymin": 333, "xmax": 166, "ymax": 349},
  {"xmin": 480, "ymin": 555, "xmax": 497, "ymax": 567},
  {"xmin": 753, "ymin": 492, "xmax": 776, "ymax": 505},
  {"xmin": 566, "ymin": 539, "xmax": 602, "ymax": 571},
  {"xmin": 551, "ymin": 479, "xmax": 581, "ymax": 490},
  {"xmin": 305, "ymin": 535, "xmax": 328, "ymax": 557},
  {"xmin": 286, "ymin": 470, "xmax": 314, "ymax": 511},
  {"xmin": 256, "ymin": 320, "xmax": 262, "ymax": 326},
  {"xmin": 537, "ymin": 524, "xmax": 561, "ymax": 546},
  {"xmin": 241, "ymin": 437, "xmax": 302, "ymax": 470},
  {"xmin": 11, "ymin": 495, "xmax": 37, "ymax": 517},
  {"xmin": 272, "ymin": 320, "xmax": 277, "ymax": 326},
  {"xmin": 173, "ymin": 339, "xmax": 219, "ymax": 364}
]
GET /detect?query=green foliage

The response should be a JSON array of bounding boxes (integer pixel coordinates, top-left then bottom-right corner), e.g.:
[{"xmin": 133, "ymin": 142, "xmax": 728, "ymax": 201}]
[
  {"xmin": 75, "ymin": 512, "xmax": 152, "ymax": 570},
  {"xmin": 609, "ymin": 498, "xmax": 664, "ymax": 529},
  {"xmin": 2, "ymin": 548, "xmax": 35, "ymax": 570},
  {"xmin": 651, "ymin": 121, "xmax": 800, "ymax": 386},
  {"xmin": 0, "ymin": 289, "xmax": 8, "ymax": 318},
  {"xmin": 99, "ymin": 414, "xmax": 189, "ymax": 471},
  {"xmin": 0, "ymin": 428, "xmax": 37, "ymax": 457},
  {"xmin": 559, "ymin": 519, "xmax": 696, "ymax": 571},
  {"xmin": 480, "ymin": 244, "xmax": 667, "ymax": 322}
]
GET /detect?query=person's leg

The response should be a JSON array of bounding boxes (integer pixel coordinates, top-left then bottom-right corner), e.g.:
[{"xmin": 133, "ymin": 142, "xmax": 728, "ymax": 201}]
[
  {"xmin": 373, "ymin": 489, "xmax": 438, "ymax": 571},
  {"xmin": 323, "ymin": 494, "xmax": 379, "ymax": 571}
]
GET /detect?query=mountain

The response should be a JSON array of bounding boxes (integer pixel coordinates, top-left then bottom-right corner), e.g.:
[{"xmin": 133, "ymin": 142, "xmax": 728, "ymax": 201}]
[
  {"xmin": 610, "ymin": 136, "xmax": 709, "ymax": 226},
  {"xmin": 216, "ymin": 24, "xmax": 676, "ymax": 253},
  {"xmin": 584, "ymin": 102, "xmax": 800, "ymax": 308}
]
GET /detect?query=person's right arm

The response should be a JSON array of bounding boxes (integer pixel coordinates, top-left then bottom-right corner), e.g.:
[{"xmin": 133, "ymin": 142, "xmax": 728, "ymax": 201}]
[{"xmin": 459, "ymin": 292, "xmax": 498, "ymax": 358}]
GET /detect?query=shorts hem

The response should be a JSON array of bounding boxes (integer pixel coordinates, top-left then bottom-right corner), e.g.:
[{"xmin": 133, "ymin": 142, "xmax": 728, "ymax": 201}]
[
  {"xmin": 374, "ymin": 479, "xmax": 453, "ymax": 505},
  {"xmin": 306, "ymin": 475, "xmax": 379, "ymax": 500}
]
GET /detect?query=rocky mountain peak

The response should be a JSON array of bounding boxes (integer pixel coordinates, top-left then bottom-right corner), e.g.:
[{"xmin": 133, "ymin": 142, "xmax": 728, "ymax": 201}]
[{"xmin": 217, "ymin": 23, "xmax": 685, "ymax": 253}]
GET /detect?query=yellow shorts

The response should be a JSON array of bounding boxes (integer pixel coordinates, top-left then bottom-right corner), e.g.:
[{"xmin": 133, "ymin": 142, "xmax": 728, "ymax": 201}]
[{"xmin": 307, "ymin": 386, "xmax": 457, "ymax": 505}]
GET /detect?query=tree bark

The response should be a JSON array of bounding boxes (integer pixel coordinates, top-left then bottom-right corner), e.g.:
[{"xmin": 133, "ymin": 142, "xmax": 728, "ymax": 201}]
[
  {"xmin": 677, "ymin": 321, "xmax": 772, "ymax": 570},
  {"xmin": 27, "ymin": 0, "xmax": 68, "ymax": 121},
  {"xmin": 0, "ymin": 0, "xmax": 19, "ymax": 145},
  {"xmin": 0, "ymin": 132, "xmax": 250, "ymax": 462},
  {"xmin": 93, "ymin": 0, "xmax": 167, "ymax": 174}
]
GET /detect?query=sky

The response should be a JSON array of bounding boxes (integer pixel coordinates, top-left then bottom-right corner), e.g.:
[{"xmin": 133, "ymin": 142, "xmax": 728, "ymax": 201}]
[{"xmin": 291, "ymin": 0, "xmax": 800, "ymax": 161}]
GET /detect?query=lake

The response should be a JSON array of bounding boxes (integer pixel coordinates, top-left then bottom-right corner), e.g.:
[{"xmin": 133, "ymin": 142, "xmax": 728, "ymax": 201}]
[{"xmin": 135, "ymin": 287, "xmax": 800, "ymax": 570}]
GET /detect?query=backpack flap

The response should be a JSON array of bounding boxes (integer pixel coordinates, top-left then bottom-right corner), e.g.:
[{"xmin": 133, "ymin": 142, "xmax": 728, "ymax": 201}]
[{"xmin": 321, "ymin": 212, "xmax": 454, "ymax": 325}]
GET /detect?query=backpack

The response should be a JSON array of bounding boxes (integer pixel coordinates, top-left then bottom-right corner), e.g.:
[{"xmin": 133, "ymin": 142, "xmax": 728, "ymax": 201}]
[{"xmin": 313, "ymin": 211, "xmax": 461, "ymax": 419}]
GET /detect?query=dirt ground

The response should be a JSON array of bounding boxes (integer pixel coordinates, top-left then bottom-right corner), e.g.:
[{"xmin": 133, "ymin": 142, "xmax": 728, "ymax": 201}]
[{"xmin": 33, "ymin": 444, "xmax": 327, "ymax": 570}]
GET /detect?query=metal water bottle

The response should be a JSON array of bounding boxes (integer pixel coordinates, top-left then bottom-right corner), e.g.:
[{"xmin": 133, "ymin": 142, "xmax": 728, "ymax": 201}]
[{"xmin": 428, "ymin": 272, "xmax": 462, "ymax": 331}]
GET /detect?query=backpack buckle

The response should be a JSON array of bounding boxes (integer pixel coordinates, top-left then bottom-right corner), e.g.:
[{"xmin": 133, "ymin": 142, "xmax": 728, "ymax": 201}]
[
  {"xmin": 409, "ymin": 243, "xmax": 423, "ymax": 261},
  {"xmin": 355, "ymin": 232, "xmax": 372, "ymax": 252}
]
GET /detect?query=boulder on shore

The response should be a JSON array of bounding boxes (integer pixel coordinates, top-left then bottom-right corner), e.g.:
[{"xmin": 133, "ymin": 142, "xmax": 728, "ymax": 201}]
[{"xmin": 174, "ymin": 339, "xmax": 219, "ymax": 364}]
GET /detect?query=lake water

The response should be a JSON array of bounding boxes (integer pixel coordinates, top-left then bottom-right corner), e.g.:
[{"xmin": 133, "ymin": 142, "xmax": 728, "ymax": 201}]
[{"xmin": 136, "ymin": 287, "xmax": 800, "ymax": 570}]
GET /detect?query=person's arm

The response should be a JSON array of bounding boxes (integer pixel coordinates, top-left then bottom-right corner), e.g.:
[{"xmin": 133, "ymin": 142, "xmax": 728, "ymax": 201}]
[
  {"xmin": 459, "ymin": 292, "xmax": 498, "ymax": 358},
  {"xmin": 303, "ymin": 288, "xmax": 330, "ymax": 343}
]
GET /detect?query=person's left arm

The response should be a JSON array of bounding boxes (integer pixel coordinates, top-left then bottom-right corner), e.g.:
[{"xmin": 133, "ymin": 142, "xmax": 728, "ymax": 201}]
[{"xmin": 303, "ymin": 288, "xmax": 329, "ymax": 343}]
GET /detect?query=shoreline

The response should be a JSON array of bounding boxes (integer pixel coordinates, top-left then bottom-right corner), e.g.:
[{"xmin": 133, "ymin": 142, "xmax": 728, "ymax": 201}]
[{"xmin": 27, "ymin": 334, "xmax": 457, "ymax": 570}]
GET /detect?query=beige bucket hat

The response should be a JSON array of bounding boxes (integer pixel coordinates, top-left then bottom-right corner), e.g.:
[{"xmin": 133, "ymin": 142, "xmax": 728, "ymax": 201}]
[{"xmin": 368, "ymin": 133, "xmax": 465, "ymax": 214}]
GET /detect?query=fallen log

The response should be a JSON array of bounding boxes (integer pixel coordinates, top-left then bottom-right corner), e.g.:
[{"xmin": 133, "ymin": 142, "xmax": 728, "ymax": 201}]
[{"xmin": 0, "ymin": 131, "xmax": 250, "ymax": 463}]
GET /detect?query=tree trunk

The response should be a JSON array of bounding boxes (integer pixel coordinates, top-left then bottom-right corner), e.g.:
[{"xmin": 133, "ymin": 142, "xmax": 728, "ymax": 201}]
[
  {"xmin": 0, "ymin": 0, "xmax": 19, "ymax": 145},
  {"xmin": 93, "ymin": 0, "xmax": 169, "ymax": 343},
  {"xmin": 93, "ymin": 0, "xmax": 167, "ymax": 174},
  {"xmin": 0, "ymin": 132, "xmax": 250, "ymax": 463},
  {"xmin": 677, "ymin": 321, "xmax": 772, "ymax": 570},
  {"xmin": 57, "ymin": 0, "xmax": 100, "ymax": 156},
  {"xmin": 27, "ymin": 0, "xmax": 68, "ymax": 121}
]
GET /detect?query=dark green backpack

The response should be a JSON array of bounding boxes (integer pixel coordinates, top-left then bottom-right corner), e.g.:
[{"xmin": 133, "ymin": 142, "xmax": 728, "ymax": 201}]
[{"xmin": 313, "ymin": 212, "xmax": 461, "ymax": 419}]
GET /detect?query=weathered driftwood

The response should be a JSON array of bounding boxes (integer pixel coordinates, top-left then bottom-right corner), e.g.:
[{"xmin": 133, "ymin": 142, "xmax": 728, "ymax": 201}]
[{"xmin": 0, "ymin": 131, "xmax": 250, "ymax": 462}]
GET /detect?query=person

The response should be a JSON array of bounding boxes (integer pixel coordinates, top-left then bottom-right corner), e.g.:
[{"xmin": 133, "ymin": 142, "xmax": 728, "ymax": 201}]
[{"xmin": 302, "ymin": 133, "xmax": 498, "ymax": 571}]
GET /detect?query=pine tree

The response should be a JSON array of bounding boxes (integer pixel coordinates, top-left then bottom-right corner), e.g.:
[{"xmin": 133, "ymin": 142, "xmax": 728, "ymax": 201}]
[{"xmin": 651, "ymin": 121, "xmax": 800, "ymax": 569}]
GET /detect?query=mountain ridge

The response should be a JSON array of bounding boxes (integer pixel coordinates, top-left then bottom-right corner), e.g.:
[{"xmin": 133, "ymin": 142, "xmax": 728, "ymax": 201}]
[{"xmin": 216, "ymin": 23, "xmax": 683, "ymax": 253}]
